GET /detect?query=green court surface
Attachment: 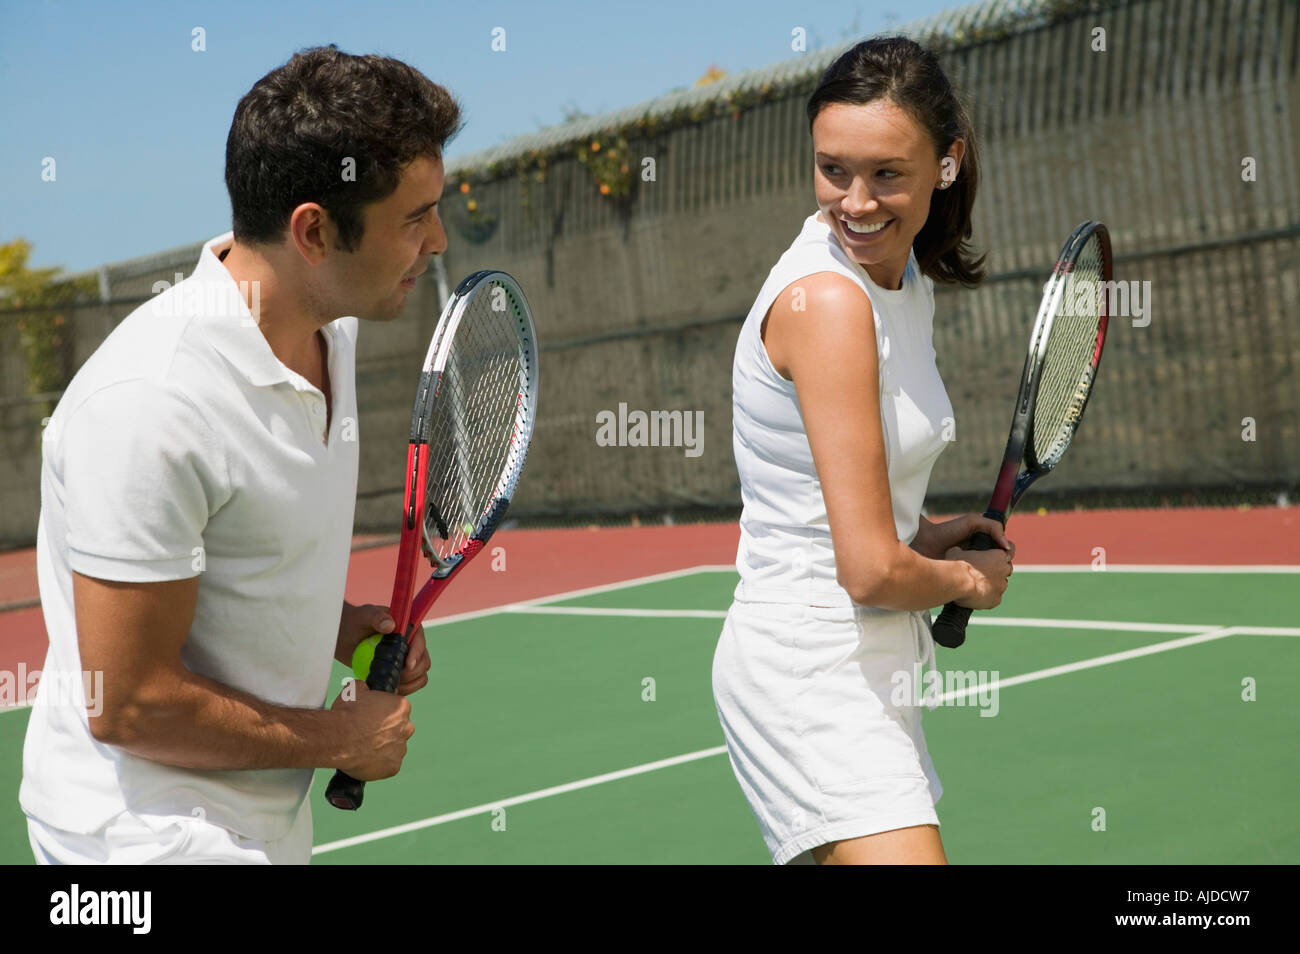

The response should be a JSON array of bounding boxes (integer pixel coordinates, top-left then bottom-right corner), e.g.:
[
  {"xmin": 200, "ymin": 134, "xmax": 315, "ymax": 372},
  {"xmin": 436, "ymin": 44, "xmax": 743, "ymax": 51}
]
[{"xmin": 2, "ymin": 567, "xmax": 1296, "ymax": 864}]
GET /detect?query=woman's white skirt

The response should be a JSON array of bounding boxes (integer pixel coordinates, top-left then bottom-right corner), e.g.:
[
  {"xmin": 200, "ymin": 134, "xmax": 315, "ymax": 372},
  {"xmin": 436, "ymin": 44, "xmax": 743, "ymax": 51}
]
[{"xmin": 712, "ymin": 595, "xmax": 943, "ymax": 865}]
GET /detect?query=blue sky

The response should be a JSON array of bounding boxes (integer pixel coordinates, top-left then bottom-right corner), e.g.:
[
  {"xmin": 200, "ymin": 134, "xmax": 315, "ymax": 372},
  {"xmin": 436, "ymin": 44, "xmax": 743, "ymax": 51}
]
[{"xmin": 0, "ymin": 0, "xmax": 961, "ymax": 274}]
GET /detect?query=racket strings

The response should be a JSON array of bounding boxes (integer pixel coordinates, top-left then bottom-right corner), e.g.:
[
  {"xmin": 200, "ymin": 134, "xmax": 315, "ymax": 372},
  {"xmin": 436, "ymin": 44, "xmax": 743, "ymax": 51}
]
[
  {"xmin": 1032, "ymin": 237, "xmax": 1106, "ymax": 467},
  {"xmin": 422, "ymin": 282, "xmax": 532, "ymax": 566}
]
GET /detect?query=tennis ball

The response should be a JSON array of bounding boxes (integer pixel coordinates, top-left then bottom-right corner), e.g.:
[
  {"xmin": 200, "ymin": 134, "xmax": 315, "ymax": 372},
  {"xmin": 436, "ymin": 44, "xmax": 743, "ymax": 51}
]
[
  {"xmin": 462, "ymin": 522, "xmax": 474, "ymax": 535},
  {"xmin": 352, "ymin": 634, "xmax": 382, "ymax": 681}
]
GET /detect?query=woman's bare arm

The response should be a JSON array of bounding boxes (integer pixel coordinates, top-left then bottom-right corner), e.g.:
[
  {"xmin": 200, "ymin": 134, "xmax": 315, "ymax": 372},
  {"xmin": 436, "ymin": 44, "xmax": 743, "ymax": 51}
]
[{"xmin": 763, "ymin": 271, "xmax": 1008, "ymax": 611}]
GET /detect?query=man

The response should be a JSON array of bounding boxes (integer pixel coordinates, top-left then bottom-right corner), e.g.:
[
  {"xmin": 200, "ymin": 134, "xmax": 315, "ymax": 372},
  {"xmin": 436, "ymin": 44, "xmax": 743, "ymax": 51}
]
[{"xmin": 21, "ymin": 45, "xmax": 461, "ymax": 863}]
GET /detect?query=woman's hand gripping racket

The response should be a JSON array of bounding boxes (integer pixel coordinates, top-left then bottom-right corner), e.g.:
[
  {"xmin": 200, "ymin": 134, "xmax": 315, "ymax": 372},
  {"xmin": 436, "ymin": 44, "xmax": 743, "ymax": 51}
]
[
  {"xmin": 326, "ymin": 270, "xmax": 539, "ymax": 810},
  {"xmin": 932, "ymin": 222, "xmax": 1112, "ymax": 649}
]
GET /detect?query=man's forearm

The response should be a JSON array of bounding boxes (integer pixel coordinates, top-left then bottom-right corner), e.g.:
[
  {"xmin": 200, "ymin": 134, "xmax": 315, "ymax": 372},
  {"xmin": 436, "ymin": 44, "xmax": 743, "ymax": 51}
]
[{"xmin": 92, "ymin": 668, "xmax": 348, "ymax": 772}]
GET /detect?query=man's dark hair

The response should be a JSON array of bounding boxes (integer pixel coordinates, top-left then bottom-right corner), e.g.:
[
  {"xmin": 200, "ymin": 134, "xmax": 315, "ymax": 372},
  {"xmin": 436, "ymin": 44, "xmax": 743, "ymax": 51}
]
[{"xmin": 225, "ymin": 45, "xmax": 463, "ymax": 251}]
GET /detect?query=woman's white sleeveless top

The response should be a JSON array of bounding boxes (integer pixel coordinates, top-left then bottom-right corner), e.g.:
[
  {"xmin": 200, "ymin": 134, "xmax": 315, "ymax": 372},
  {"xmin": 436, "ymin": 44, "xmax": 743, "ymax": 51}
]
[{"xmin": 731, "ymin": 212, "xmax": 955, "ymax": 607}]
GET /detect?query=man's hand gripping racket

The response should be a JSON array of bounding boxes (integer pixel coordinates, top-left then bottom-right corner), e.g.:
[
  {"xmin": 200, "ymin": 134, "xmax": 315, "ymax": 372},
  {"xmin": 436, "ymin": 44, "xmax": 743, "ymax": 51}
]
[
  {"xmin": 932, "ymin": 222, "xmax": 1112, "ymax": 649},
  {"xmin": 326, "ymin": 270, "xmax": 539, "ymax": 810}
]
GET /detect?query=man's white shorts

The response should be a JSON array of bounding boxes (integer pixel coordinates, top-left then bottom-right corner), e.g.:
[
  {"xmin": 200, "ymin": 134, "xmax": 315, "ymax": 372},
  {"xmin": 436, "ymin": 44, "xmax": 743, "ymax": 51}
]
[{"xmin": 26, "ymin": 797, "xmax": 313, "ymax": 865}]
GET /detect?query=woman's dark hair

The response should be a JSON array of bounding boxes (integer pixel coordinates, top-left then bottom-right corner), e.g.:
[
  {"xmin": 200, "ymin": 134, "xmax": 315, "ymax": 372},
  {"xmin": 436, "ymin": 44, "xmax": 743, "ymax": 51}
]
[
  {"xmin": 807, "ymin": 36, "xmax": 985, "ymax": 286},
  {"xmin": 225, "ymin": 45, "xmax": 463, "ymax": 251}
]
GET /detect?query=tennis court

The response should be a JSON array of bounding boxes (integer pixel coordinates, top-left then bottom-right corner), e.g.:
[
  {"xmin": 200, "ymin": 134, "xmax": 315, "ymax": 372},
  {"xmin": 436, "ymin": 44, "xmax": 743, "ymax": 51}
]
[{"xmin": 5, "ymin": 560, "xmax": 1291, "ymax": 865}]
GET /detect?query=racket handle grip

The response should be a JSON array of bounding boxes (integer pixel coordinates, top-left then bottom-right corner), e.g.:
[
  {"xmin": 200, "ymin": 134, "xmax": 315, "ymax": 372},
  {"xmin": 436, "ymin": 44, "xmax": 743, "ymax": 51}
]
[
  {"xmin": 931, "ymin": 530, "xmax": 997, "ymax": 649},
  {"xmin": 324, "ymin": 632, "xmax": 409, "ymax": 811},
  {"xmin": 324, "ymin": 770, "xmax": 366, "ymax": 811}
]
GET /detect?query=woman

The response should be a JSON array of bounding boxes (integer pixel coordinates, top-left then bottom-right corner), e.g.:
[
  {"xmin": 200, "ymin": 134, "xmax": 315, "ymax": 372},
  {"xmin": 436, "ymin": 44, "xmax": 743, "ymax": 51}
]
[{"xmin": 713, "ymin": 36, "xmax": 1015, "ymax": 866}]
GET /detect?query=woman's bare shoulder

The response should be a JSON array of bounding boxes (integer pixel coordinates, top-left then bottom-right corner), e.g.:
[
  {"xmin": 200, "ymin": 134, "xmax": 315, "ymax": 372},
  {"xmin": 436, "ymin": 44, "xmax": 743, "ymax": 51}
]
[{"xmin": 763, "ymin": 271, "xmax": 875, "ymax": 379}]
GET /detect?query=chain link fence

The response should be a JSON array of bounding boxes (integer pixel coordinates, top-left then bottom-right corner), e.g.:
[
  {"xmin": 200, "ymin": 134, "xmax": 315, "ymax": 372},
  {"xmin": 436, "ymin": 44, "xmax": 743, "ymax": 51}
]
[{"xmin": 3, "ymin": 0, "xmax": 1296, "ymax": 547}]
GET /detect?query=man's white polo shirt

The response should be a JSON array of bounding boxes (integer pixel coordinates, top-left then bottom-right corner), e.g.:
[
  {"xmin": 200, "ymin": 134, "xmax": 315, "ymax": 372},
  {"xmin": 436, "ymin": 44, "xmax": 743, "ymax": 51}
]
[{"xmin": 21, "ymin": 232, "xmax": 360, "ymax": 842}]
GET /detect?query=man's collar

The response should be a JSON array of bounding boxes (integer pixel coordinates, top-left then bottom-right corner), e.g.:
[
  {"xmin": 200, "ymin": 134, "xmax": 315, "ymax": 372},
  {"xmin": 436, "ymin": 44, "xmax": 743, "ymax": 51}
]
[{"xmin": 189, "ymin": 232, "xmax": 337, "ymax": 389}]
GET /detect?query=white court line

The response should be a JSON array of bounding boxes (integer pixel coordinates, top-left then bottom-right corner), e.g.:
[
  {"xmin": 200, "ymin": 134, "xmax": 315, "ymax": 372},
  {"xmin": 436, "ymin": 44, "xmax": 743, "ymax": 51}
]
[
  {"xmin": 934, "ymin": 627, "xmax": 1240, "ymax": 704},
  {"xmin": 6, "ymin": 611, "xmax": 1297, "ymax": 717},
  {"xmin": 1010, "ymin": 565, "xmax": 1300, "ymax": 573},
  {"xmin": 0, "ymin": 568, "xmax": 736, "ymax": 716},
  {"xmin": 422, "ymin": 564, "xmax": 734, "ymax": 628},
  {"xmin": 1227, "ymin": 625, "xmax": 1300, "ymax": 637},
  {"xmin": 490, "ymin": 564, "xmax": 734, "ymax": 604},
  {"xmin": 620, "ymin": 564, "xmax": 1300, "ymax": 574},
  {"xmin": 507, "ymin": 606, "xmax": 728, "ymax": 619},
  {"xmin": 964, "ymin": 617, "xmax": 1213, "ymax": 633},
  {"xmin": 311, "ymin": 622, "xmax": 1299, "ymax": 855},
  {"xmin": 311, "ymin": 744, "xmax": 729, "ymax": 855},
  {"xmin": 501, "ymin": 606, "xmax": 1300, "ymax": 636}
]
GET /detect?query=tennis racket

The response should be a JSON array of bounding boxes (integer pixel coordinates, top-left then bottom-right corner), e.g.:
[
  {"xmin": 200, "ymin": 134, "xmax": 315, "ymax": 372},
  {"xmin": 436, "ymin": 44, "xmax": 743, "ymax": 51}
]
[
  {"xmin": 325, "ymin": 269, "xmax": 539, "ymax": 810},
  {"xmin": 931, "ymin": 221, "xmax": 1112, "ymax": 649}
]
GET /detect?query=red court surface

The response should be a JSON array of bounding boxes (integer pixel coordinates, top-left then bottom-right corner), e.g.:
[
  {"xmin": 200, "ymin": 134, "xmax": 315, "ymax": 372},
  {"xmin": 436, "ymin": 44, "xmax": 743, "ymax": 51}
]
[{"xmin": 1, "ymin": 506, "xmax": 1296, "ymax": 677}]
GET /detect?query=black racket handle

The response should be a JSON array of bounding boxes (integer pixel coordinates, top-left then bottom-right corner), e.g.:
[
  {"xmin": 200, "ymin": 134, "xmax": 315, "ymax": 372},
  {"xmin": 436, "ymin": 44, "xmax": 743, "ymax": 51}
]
[
  {"xmin": 931, "ymin": 531, "xmax": 997, "ymax": 649},
  {"xmin": 325, "ymin": 632, "xmax": 410, "ymax": 811}
]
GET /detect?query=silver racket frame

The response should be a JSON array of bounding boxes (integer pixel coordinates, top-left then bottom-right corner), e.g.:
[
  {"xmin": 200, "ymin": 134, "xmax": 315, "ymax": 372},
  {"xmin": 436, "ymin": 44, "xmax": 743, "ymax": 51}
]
[
  {"xmin": 1015, "ymin": 220, "xmax": 1112, "ymax": 496},
  {"xmin": 412, "ymin": 269, "xmax": 539, "ymax": 576}
]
